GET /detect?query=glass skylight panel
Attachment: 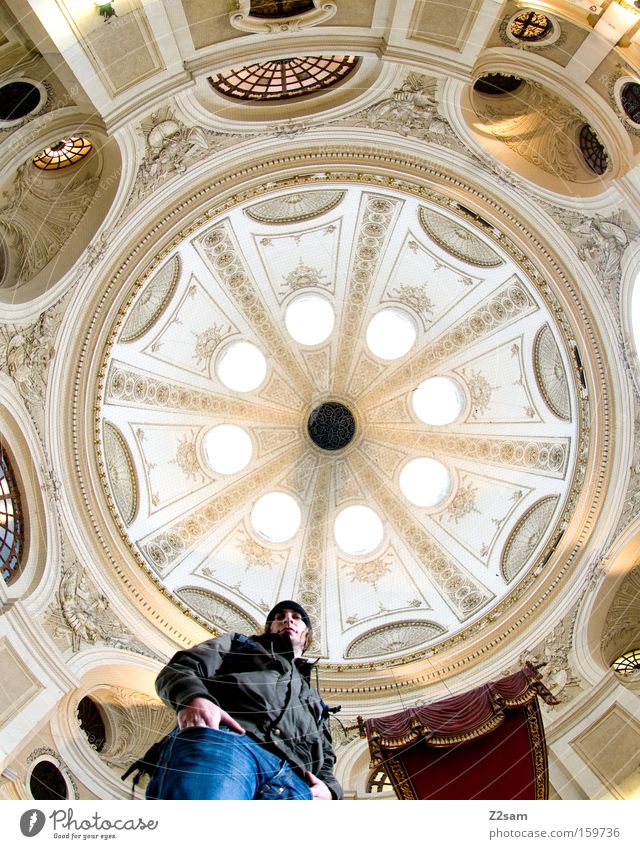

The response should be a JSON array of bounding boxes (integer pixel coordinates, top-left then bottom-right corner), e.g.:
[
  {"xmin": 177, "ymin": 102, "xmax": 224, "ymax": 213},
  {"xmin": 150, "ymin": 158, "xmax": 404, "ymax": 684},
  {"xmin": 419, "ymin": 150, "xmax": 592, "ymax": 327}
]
[
  {"xmin": 203, "ymin": 425, "xmax": 252, "ymax": 474},
  {"xmin": 251, "ymin": 492, "xmax": 301, "ymax": 542},
  {"xmin": 412, "ymin": 376, "xmax": 465, "ymax": 425},
  {"xmin": 285, "ymin": 294, "xmax": 335, "ymax": 345},
  {"xmin": 400, "ymin": 458, "xmax": 451, "ymax": 507},
  {"xmin": 334, "ymin": 505, "xmax": 384, "ymax": 556},
  {"xmin": 366, "ymin": 309, "xmax": 416, "ymax": 360},
  {"xmin": 217, "ymin": 341, "xmax": 267, "ymax": 392}
]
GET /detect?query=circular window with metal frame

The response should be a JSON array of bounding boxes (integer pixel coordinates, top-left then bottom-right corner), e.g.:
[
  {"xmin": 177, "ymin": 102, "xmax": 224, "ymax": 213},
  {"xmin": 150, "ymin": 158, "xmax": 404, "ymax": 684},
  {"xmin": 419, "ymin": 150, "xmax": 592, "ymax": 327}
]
[{"xmin": 510, "ymin": 10, "xmax": 553, "ymax": 41}]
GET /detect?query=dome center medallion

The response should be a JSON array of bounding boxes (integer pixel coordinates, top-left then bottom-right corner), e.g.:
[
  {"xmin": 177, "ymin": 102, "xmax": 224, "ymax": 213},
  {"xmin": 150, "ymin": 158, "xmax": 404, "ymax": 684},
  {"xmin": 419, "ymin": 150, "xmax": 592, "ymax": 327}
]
[{"xmin": 307, "ymin": 402, "xmax": 356, "ymax": 451}]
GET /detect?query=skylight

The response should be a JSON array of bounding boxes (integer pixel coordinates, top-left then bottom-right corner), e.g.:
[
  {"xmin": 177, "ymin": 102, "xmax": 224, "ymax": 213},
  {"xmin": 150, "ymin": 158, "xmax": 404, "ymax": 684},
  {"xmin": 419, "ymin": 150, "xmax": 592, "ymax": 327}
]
[
  {"xmin": 251, "ymin": 491, "xmax": 302, "ymax": 542},
  {"xmin": 285, "ymin": 294, "xmax": 335, "ymax": 345},
  {"xmin": 217, "ymin": 341, "xmax": 267, "ymax": 392},
  {"xmin": 399, "ymin": 458, "xmax": 451, "ymax": 507},
  {"xmin": 203, "ymin": 425, "xmax": 252, "ymax": 474},
  {"xmin": 366, "ymin": 309, "xmax": 416, "ymax": 360},
  {"xmin": 334, "ymin": 505, "xmax": 384, "ymax": 556},
  {"xmin": 412, "ymin": 376, "xmax": 465, "ymax": 425}
]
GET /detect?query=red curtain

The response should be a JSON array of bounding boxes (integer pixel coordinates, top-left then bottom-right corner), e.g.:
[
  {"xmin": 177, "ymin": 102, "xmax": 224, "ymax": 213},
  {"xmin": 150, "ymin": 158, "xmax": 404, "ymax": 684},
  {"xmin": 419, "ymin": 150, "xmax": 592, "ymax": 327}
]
[{"xmin": 364, "ymin": 664, "xmax": 557, "ymax": 800}]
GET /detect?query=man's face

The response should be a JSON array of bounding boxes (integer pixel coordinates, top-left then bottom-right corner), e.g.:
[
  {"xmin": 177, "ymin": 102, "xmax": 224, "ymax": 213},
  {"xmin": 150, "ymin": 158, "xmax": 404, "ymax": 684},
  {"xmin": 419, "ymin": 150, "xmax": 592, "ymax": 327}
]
[{"xmin": 269, "ymin": 608, "xmax": 309, "ymax": 655}]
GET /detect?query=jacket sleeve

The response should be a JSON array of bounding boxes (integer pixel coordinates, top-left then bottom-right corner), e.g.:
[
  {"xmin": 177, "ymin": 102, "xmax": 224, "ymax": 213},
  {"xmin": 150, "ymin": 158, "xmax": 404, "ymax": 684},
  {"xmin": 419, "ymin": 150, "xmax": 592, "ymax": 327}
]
[
  {"xmin": 317, "ymin": 712, "xmax": 344, "ymax": 800},
  {"xmin": 155, "ymin": 633, "xmax": 236, "ymax": 714}
]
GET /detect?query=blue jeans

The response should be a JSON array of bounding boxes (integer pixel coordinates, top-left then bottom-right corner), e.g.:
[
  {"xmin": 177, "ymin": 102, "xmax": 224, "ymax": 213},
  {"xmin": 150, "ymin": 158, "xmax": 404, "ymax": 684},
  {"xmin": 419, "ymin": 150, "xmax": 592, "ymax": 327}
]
[{"xmin": 146, "ymin": 726, "xmax": 313, "ymax": 800}]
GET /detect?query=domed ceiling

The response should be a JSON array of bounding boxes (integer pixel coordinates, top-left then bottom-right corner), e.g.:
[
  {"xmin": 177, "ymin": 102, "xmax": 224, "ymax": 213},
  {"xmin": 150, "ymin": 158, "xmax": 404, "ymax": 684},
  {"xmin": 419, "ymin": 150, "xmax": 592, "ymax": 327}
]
[{"xmin": 95, "ymin": 181, "xmax": 582, "ymax": 667}]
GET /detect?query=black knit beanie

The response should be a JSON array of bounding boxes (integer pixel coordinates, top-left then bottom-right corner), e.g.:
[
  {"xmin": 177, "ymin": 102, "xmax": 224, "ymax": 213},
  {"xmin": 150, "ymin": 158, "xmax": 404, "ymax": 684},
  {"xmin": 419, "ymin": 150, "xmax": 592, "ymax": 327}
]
[{"xmin": 265, "ymin": 600, "xmax": 311, "ymax": 630}]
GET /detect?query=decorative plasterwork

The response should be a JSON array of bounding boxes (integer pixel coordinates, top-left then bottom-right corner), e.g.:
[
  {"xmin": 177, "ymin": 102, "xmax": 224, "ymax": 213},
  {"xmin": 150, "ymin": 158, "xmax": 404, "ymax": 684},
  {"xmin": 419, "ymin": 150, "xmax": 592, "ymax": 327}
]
[
  {"xmin": 350, "ymin": 73, "xmax": 451, "ymax": 141},
  {"xmin": 534, "ymin": 324, "xmax": 571, "ymax": 421},
  {"xmin": 120, "ymin": 256, "xmax": 181, "ymax": 344},
  {"xmin": 176, "ymin": 587, "xmax": 261, "ymax": 634},
  {"xmin": 473, "ymin": 81, "xmax": 595, "ymax": 184},
  {"xmin": 544, "ymin": 208, "xmax": 637, "ymax": 300},
  {"xmin": 43, "ymin": 560, "xmax": 156, "ymax": 657},
  {"xmin": 0, "ymin": 310, "xmax": 59, "ymax": 408},
  {"xmin": 102, "ymin": 421, "xmax": 138, "ymax": 526},
  {"xmin": 82, "ymin": 165, "xmax": 593, "ymax": 670},
  {"xmin": 519, "ymin": 614, "xmax": 582, "ymax": 706},
  {"xmin": 245, "ymin": 191, "xmax": 345, "ymax": 224},
  {"xmin": 501, "ymin": 495, "xmax": 559, "ymax": 582},
  {"xmin": 130, "ymin": 109, "xmax": 231, "ymax": 206},
  {"xmin": 345, "ymin": 621, "xmax": 446, "ymax": 658},
  {"xmin": 230, "ymin": 1, "xmax": 337, "ymax": 34},
  {"xmin": 601, "ymin": 564, "xmax": 640, "ymax": 664},
  {"xmin": 0, "ymin": 164, "xmax": 100, "ymax": 289},
  {"xmin": 93, "ymin": 687, "xmax": 174, "ymax": 771},
  {"xmin": 418, "ymin": 207, "xmax": 503, "ymax": 268}
]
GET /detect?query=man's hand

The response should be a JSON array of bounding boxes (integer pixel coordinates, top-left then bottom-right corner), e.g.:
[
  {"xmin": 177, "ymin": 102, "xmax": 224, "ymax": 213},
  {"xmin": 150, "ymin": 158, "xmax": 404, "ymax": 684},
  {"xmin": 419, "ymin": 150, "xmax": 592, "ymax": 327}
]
[
  {"xmin": 177, "ymin": 696, "xmax": 245, "ymax": 733},
  {"xmin": 305, "ymin": 771, "xmax": 332, "ymax": 800}
]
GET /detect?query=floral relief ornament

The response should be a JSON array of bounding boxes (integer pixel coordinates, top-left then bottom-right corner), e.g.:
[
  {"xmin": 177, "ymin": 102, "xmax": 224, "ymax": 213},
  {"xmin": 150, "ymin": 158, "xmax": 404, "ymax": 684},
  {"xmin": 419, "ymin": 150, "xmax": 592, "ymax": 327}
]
[{"xmin": 343, "ymin": 555, "xmax": 392, "ymax": 588}]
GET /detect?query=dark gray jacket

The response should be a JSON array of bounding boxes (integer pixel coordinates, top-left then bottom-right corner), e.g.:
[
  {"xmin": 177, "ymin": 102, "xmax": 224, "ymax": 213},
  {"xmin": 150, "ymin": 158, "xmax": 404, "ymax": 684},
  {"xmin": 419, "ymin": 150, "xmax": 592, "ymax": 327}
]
[{"xmin": 155, "ymin": 631, "xmax": 343, "ymax": 799}]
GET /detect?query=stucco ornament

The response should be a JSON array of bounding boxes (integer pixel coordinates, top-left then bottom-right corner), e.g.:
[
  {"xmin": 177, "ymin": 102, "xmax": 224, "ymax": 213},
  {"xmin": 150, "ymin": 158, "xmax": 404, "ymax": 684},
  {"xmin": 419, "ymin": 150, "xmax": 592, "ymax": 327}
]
[
  {"xmin": 230, "ymin": 0, "xmax": 337, "ymax": 33},
  {"xmin": 0, "ymin": 164, "xmax": 99, "ymax": 288},
  {"xmin": 49, "ymin": 561, "xmax": 154, "ymax": 655},
  {"xmin": 550, "ymin": 209, "xmax": 638, "ymax": 297},
  {"xmin": 132, "ymin": 110, "xmax": 231, "ymax": 202},
  {"xmin": 519, "ymin": 619, "xmax": 580, "ymax": 704},
  {"xmin": 360, "ymin": 74, "xmax": 449, "ymax": 139},
  {"xmin": 0, "ymin": 310, "xmax": 58, "ymax": 406}
]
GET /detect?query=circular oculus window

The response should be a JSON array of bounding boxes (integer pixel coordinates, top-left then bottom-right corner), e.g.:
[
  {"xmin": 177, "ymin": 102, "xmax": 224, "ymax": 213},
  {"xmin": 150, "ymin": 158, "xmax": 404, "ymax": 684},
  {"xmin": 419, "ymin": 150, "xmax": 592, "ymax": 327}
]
[
  {"xmin": 0, "ymin": 80, "xmax": 43, "ymax": 122},
  {"xmin": 216, "ymin": 341, "xmax": 267, "ymax": 392},
  {"xmin": 334, "ymin": 505, "xmax": 384, "ymax": 556},
  {"xmin": 412, "ymin": 376, "xmax": 465, "ymax": 425},
  {"xmin": 251, "ymin": 491, "xmax": 302, "ymax": 543},
  {"xmin": 399, "ymin": 458, "xmax": 451, "ymax": 508},
  {"xmin": 203, "ymin": 425, "xmax": 253, "ymax": 474},
  {"xmin": 366, "ymin": 308, "xmax": 417, "ymax": 360},
  {"xmin": 285, "ymin": 293, "xmax": 335, "ymax": 345}
]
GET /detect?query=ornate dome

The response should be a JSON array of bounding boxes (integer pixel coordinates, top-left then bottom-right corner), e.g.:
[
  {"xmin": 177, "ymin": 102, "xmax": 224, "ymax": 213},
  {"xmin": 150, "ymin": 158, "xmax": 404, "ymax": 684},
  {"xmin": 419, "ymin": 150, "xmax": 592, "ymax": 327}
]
[{"xmin": 95, "ymin": 180, "xmax": 582, "ymax": 668}]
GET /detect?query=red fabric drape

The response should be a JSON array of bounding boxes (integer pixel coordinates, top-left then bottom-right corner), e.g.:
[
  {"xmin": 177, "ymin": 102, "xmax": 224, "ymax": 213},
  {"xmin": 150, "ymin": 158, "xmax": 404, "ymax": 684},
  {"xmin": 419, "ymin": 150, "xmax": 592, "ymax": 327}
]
[{"xmin": 364, "ymin": 664, "xmax": 557, "ymax": 800}]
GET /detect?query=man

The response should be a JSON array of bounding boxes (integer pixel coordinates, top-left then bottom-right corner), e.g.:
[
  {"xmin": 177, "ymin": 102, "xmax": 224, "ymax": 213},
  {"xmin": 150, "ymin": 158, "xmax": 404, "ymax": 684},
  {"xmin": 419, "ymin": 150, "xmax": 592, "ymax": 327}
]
[{"xmin": 146, "ymin": 600, "xmax": 342, "ymax": 800}]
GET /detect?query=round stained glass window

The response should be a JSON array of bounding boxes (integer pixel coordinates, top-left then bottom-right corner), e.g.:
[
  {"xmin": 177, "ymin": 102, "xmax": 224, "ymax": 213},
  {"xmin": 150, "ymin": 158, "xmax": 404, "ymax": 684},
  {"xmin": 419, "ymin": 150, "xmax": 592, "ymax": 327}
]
[
  {"xmin": 510, "ymin": 11, "xmax": 552, "ymax": 42},
  {"xmin": 1, "ymin": 445, "xmax": 24, "ymax": 585},
  {"xmin": 611, "ymin": 649, "xmax": 640, "ymax": 674},
  {"xmin": 209, "ymin": 56, "xmax": 359, "ymax": 102},
  {"xmin": 621, "ymin": 82, "xmax": 640, "ymax": 125},
  {"xmin": 33, "ymin": 136, "xmax": 92, "ymax": 170},
  {"xmin": 579, "ymin": 125, "xmax": 608, "ymax": 176}
]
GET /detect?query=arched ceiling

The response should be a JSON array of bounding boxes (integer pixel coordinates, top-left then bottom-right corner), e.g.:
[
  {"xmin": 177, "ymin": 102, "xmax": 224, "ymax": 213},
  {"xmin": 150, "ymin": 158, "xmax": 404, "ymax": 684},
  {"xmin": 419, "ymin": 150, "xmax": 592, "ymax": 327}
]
[{"xmin": 94, "ymin": 179, "xmax": 583, "ymax": 667}]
